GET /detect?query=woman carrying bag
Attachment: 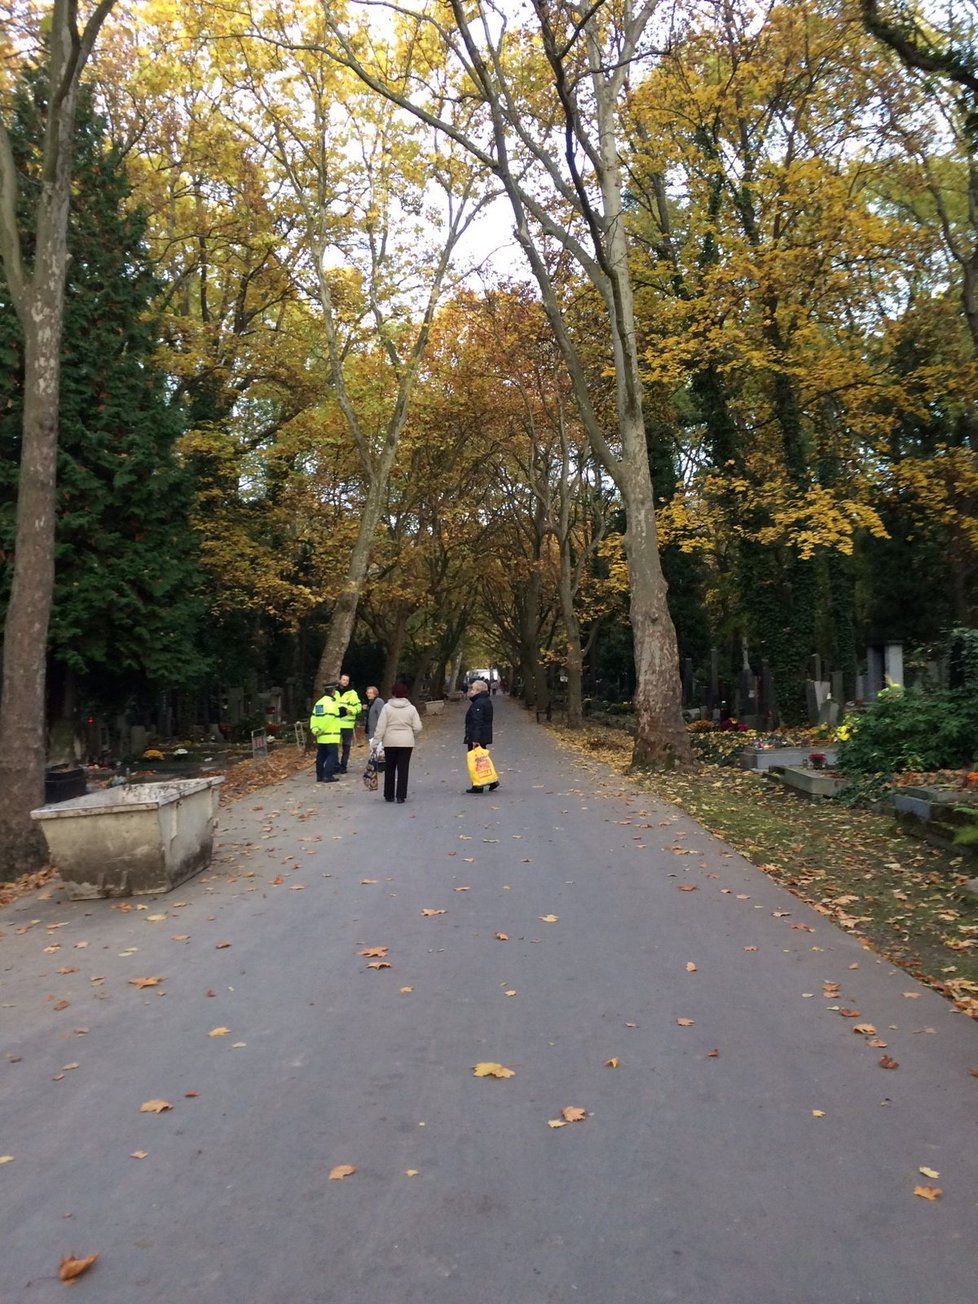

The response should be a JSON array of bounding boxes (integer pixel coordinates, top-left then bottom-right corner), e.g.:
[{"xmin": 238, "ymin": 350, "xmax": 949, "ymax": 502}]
[
  {"xmin": 373, "ymin": 683, "xmax": 423, "ymax": 803},
  {"xmin": 464, "ymin": 679, "xmax": 499, "ymax": 794}
]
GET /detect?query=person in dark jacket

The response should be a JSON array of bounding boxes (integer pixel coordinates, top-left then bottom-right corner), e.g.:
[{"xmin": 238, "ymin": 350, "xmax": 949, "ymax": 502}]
[{"xmin": 463, "ymin": 678, "xmax": 498, "ymax": 793}]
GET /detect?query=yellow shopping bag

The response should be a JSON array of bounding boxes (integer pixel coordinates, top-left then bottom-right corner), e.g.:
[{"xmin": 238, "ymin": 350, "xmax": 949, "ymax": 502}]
[{"xmin": 467, "ymin": 745, "xmax": 499, "ymax": 787}]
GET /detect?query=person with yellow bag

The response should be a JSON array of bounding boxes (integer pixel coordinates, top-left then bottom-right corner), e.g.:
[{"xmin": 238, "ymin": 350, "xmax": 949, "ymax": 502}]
[{"xmin": 464, "ymin": 679, "xmax": 499, "ymax": 794}]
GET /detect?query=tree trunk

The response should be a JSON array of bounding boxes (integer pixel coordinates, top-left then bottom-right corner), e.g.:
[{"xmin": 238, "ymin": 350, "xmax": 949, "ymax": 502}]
[
  {"xmin": 380, "ymin": 607, "xmax": 410, "ymax": 698},
  {"xmin": 0, "ymin": 321, "xmax": 62, "ymax": 869}
]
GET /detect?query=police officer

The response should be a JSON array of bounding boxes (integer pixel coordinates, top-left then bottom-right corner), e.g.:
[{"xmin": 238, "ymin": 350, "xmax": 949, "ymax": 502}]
[
  {"xmin": 310, "ymin": 682, "xmax": 342, "ymax": 783},
  {"xmin": 336, "ymin": 672, "xmax": 361, "ymax": 774}
]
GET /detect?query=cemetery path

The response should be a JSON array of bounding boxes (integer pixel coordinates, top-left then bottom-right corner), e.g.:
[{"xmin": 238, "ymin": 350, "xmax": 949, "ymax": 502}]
[{"xmin": 2, "ymin": 698, "xmax": 978, "ymax": 1304}]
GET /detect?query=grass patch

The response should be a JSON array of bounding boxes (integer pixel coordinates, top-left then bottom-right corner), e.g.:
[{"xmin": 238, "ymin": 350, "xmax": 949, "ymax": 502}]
[{"xmin": 553, "ymin": 725, "xmax": 978, "ymax": 1019}]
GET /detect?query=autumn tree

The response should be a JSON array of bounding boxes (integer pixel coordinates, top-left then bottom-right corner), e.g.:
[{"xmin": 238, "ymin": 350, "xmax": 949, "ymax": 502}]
[
  {"xmin": 319, "ymin": 0, "xmax": 692, "ymax": 765},
  {"xmin": 0, "ymin": 0, "xmax": 118, "ymax": 872}
]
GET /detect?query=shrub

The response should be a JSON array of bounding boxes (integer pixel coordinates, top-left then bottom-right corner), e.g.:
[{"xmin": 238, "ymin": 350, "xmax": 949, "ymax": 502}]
[{"xmin": 837, "ymin": 688, "xmax": 978, "ymax": 777}]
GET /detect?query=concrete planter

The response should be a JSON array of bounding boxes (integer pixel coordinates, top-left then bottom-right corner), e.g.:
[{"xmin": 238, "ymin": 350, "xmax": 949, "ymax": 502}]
[
  {"xmin": 31, "ymin": 777, "xmax": 224, "ymax": 900},
  {"xmin": 741, "ymin": 745, "xmax": 838, "ymax": 772},
  {"xmin": 425, "ymin": 700, "xmax": 445, "ymax": 716},
  {"xmin": 776, "ymin": 766, "xmax": 845, "ymax": 800}
]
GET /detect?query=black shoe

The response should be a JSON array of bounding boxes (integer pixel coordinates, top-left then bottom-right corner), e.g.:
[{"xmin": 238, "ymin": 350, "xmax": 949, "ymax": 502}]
[
  {"xmin": 321, "ymin": 777, "xmax": 338, "ymax": 783},
  {"xmin": 396, "ymin": 797, "xmax": 406, "ymax": 803},
  {"xmin": 465, "ymin": 787, "xmax": 484, "ymax": 794},
  {"xmin": 384, "ymin": 797, "xmax": 395, "ymax": 802},
  {"xmin": 336, "ymin": 768, "xmax": 348, "ymax": 774},
  {"xmin": 488, "ymin": 781, "xmax": 499, "ymax": 791}
]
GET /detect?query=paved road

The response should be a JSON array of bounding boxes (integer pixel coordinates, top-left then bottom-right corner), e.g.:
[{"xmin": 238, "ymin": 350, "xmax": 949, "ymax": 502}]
[{"xmin": 2, "ymin": 697, "xmax": 977, "ymax": 1303}]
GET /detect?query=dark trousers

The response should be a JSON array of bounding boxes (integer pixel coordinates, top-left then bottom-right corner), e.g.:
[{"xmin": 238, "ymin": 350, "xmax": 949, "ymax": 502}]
[
  {"xmin": 315, "ymin": 741, "xmax": 338, "ymax": 781},
  {"xmin": 339, "ymin": 729, "xmax": 354, "ymax": 771},
  {"xmin": 383, "ymin": 745, "xmax": 412, "ymax": 801}
]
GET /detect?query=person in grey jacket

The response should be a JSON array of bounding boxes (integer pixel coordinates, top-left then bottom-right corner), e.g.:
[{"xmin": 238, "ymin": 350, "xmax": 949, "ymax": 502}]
[
  {"xmin": 364, "ymin": 686, "xmax": 384, "ymax": 739},
  {"xmin": 373, "ymin": 683, "xmax": 423, "ymax": 803}
]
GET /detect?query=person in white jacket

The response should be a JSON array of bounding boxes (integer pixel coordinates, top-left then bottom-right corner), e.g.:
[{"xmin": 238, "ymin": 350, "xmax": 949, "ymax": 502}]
[{"xmin": 373, "ymin": 682, "xmax": 423, "ymax": 803}]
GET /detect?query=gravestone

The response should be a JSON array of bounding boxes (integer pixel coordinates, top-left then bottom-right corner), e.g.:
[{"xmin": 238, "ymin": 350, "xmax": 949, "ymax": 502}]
[
  {"xmin": 130, "ymin": 725, "xmax": 148, "ymax": 757},
  {"xmin": 884, "ymin": 641, "xmax": 904, "ymax": 688},
  {"xmin": 831, "ymin": 670, "xmax": 844, "ymax": 707}
]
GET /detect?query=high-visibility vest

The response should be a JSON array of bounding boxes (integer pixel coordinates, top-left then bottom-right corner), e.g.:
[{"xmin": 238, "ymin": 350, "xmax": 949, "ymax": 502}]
[
  {"xmin": 337, "ymin": 688, "xmax": 360, "ymax": 730},
  {"xmin": 310, "ymin": 694, "xmax": 341, "ymax": 743}
]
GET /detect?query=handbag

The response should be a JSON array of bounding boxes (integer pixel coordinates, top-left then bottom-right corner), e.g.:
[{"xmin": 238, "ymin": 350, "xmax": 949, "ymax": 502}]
[{"xmin": 467, "ymin": 745, "xmax": 498, "ymax": 787}]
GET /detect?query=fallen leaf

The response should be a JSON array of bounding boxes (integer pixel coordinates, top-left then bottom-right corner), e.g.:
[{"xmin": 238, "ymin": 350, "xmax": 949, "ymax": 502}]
[
  {"xmin": 146, "ymin": 914, "xmax": 167, "ymax": 922},
  {"xmin": 472, "ymin": 1062, "xmax": 515, "ymax": 1078},
  {"xmin": 606, "ymin": 1057, "xmax": 619, "ymax": 1068},
  {"xmin": 420, "ymin": 909, "xmax": 446, "ymax": 917},
  {"xmin": 903, "ymin": 992, "xmax": 921, "ymax": 1000},
  {"xmin": 56, "ymin": 966, "xmax": 77, "ymax": 974},
  {"xmin": 838, "ymin": 1009, "xmax": 861, "ymax": 1018},
  {"xmin": 215, "ymin": 942, "xmax": 231, "ymax": 949},
  {"xmin": 677, "ymin": 884, "xmax": 698, "ymax": 892},
  {"xmin": 232, "ymin": 1042, "xmax": 246, "ymax": 1048},
  {"xmin": 504, "ymin": 990, "xmax": 517, "ymax": 997},
  {"xmin": 139, "ymin": 1099, "xmax": 172, "ymax": 1113},
  {"xmin": 270, "ymin": 875, "xmax": 283, "ymax": 886},
  {"xmin": 676, "ymin": 1017, "xmax": 694, "ymax": 1027},
  {"xmin": 367, "ymin": 961, "xmax": 392, "ymax": 970},
  {"xmin": 454, "ymin": 886, "xmax": 470, "ymax": 892},
  {"xmin": 184, "ymin": 1090, "xmax": 200, "ymax": 1098},
  {"xmin": 539, "ymin": 914, "xmax": 559, "ymax": 923},
  {"xmin": 61, "ymin": 1062, "xmax": 79, "ymax": 1072},
  {"xmin": 852, "ymin": 1024, "xmax": 877, "ymax": 1036},
  {"xmin": 329, "ymin": 1165, "xmax": 356, "ymax": 1180},
  {"xmin": 547, "ymin": 1118, "xmax": 568, "ymax": 1128},
  {"xmin": 130, "ymin": 1151, "xmax": 148, "ymax": 1160},
  {"xmin": 208, "ymin": 1027, "xmax": 230, "ymax": 1037},
  {"xmin": 879, "ymin": 1055, "xmax": 900, "ymax": 1070},
  {"xmin": 495, "ymin": 932, "xmax": 509, "ymax": 941},
  {"xmin": 53, "ymin": 1000, "xmax": 69, "ymax": 1011},
  {"xmin": 706, "ymin": 1049, "xmax": 720, "ymax": 1057},
  {"xmin": 405, "ymin": 1169, "xmax": 419, "ymax": 1177},
  {"xmin": 812, "ymin": 1109, "xmax": 826, "ymax": 1117},
  {"xmin": 686, "ymin": 962, "xmax": 697, "ymax": 973},
  {"xmin": 129, "ymin": 977, "xmax": 163, "ymax": 989},
  {"xmin": 561, "ymin": 1106, "xmax": 586, "ymax": 1122},
  {"xmin": 58, "ymin": 1253, "xmax": 98, "ymax": 1282},
  {"xmin": 913, "ymin": 1185, "xmax": 942, "ymax": 1200},
  {"xmin": 0, "ymin": 1155, "xmax": 14, "ymax": 1164},
  {"xmin": 744, "ymin": 946, "xmax": 758, "ymax": 952},
  {"xmin": 360, "ymin": 879, "xmax": 378, "ymax": 885},
  {"xmin": 919, "ymin": 1166, "xmax": 940, "ymax": 1180},
  {"xmin": 399, "ymin": 986, "xmax": 413, "ymax": 993},
  {"xmin": 359, "ymin": 947, "xmax": 388, "ymax": 958},
  {"xmin": 170, "ymin": 935, "xmax": 190, "ymax": 942}
]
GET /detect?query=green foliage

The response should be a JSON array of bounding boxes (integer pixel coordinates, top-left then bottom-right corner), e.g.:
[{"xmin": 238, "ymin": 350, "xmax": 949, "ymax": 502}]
[
  {"xmin": 837, "ymin": 688, "xmax": 978, "ymax": 776},
  {"xmin": 0, "ymin": 75, "xmax": 208, "ymax": 691}
]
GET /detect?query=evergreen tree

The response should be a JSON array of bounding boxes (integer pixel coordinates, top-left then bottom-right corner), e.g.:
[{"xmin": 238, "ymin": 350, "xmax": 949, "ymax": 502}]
[{"xmin": 0, "ymin": 72, "xmax": 207, "ymax": 712}]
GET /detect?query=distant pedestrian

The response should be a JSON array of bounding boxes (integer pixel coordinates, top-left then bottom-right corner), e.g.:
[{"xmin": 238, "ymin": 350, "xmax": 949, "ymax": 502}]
[
  {"xmin": 309, "ymin": 682, "xmax": 342, "ymax": 783},
  {"xmin": 336, "ymin": 673, "xmax": 361, "ymax": 774},
  {"xmin": 364, "ymin": 685, "xmax": 385, "ymax": 739},
  {"xmin": 464, "ymin": 678, "xmax": 498, "ymax": 793},
  {"xmin": 374, "ymin": 682, "xmax": 423, "ymax": 803}
]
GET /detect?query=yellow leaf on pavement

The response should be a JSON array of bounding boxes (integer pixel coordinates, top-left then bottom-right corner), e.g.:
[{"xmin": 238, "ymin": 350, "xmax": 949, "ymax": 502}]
[
  {"xmin": 606, "ymin": 1057, "xmax": 619, "ymax": 1068},
  {"xmin": 913, "ymin": 1185, "xmax": 942, "ymax": 1200},
  {"xmin": 129, "ymin": 977, "xmax": 163, "ymax": 989},
  {"xmin": 58, "ymin": 1253, "xmax": 98, "ymax": 1282},
  {"xmin": 561, "ymin": 1106, "xmax": 586, "ymax": 1122},
  {"xmin": 421, "ymin": 909, "xmax": 446, "ymax": 917},
  {"xmin": 473, "ymin": 1062, "xmax": 515, "ymax": 1078},
  {"xmin": 919, "ymin": 1167, "xmax": 940, "ymax": 1180},
  {"xmin": 139, "ymin": 1099, "xmax": 172, "ymax": 1113},
  {"xmin": 209, "ymin": 1027, "xmax": 230, "ymax": 1037},
  {"xmin": 329, "ymin": 1165, "xmax": 356, "ymax": 1180},
  {"xmin": 539, "ymin": 915, "xmax": 559, "ymax": 923}
]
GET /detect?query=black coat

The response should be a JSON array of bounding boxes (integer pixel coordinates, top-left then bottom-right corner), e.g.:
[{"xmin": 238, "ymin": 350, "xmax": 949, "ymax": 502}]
[{"xmin": 464, "ymin": 693, "xmax": 493, "ymax": 746}]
